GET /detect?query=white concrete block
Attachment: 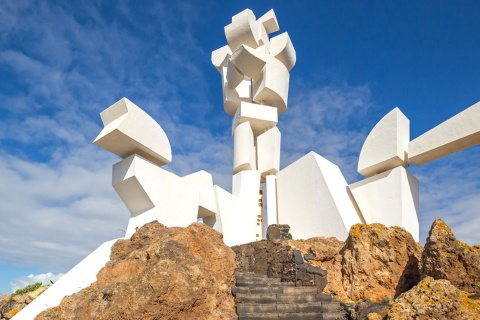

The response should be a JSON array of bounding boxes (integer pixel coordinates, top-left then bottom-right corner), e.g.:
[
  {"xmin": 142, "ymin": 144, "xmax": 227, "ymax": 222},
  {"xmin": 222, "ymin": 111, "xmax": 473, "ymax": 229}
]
[
  {"xmin": 12, "ymin": 239, "xmax": 120, "ymax": 320},
  {"xmin": 270, "ymin": 32, "xmax": 296, "ymax": 71},
  {"xmin": 226, "ymin": 60, "xmax": 244, "ymax": 89},
  {"xmin": 233, "ymin": 121, "xmax": 256, "ymax": 173},
  {"xmin": 277, "ymin": 152, "xmax": 361, "ymax": 240},
  {"xmin": 232, "ymin": 101, "xmax": 278, "ymax": 137},
  {"xmin": 225, "ymin": 10, "xmax": 259, "ymax": 52},
  {"xmin": 236, "ymin": 79, "xmax": 252, "ymax": 101},
  {"xmin": 256, "ymin": 23, "xmax": 271, "ymax": 54},
  {"xmin": 358, "ymin": 107, "xmax": 410, "ymax": 177},
  {"xmin": 252, "ymin": 57, "xmax": 290, "ymax": 114},
  {"xmin": 256, "ymin": 9, "xmax": 279, "ymax": 34},
  {"xmin": 257, "ymin": 126, "xmax": 281, "ymax": 177},
  {"xmin": 182, "ymin": 170, "xmax": 218, "ymax": 219},
  {"xmin": 221, "ymin": 66, "xmax": 250, "ymax": 116},
  {"xmin": 349, "ymin": 166, "xmax": 419, "ymax": 241},
  {"xmin": 265, "ymin": 174, "xmax": 278, "ymax": 226},
  {"xmin": 231, "ymin": 44, "xmax": 267, "ymax": 80},
  {"xmin": 113, "ymin": 155, "xmax": 215, "ymax": 238},
  {"xmin": 93, "ymin": 97, "xmax": 172, "ymax": 166},
  {"xmin": 232, "ymin": 170, "xmax": 262, "ymax": 240},
  {"xmin": 409, "ymin": 101, "xmax": 480, "ymax": 166},
  {"xmin": 212, "ymin": 45, "xmax": 232, "ymax": 73}
]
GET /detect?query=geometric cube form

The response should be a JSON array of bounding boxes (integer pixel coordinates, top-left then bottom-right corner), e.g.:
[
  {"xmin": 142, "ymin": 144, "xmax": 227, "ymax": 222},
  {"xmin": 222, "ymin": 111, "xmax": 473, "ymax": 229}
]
[
  {"xmin": 255, "ymin": 9, "xmax": 280, "ymax": 34},
  {"xmin": 231, "ymin": 44, "xmax": 267, "ymax": 80},
  {"xmin": 93, "ymin": 97, "xmax": 172, "ymax": 167},
  {"xmin": 226, "ymin": 60, "xmax": 245, "ymax": 90},
  {"xmin": 409, "ymin": 101, "xmax": 480, "ymax": 166},
  {"xmin": 252, "ymin": 57, "xmax": 290, "ymax": 114},
  {"xmin": 221, "ymin": 66, "xmax": 251, "ymax": 116},
  {"xmin": 211, "ymin": 45, "xmax": 232, "ymax": 74},
  {"xmin": 277, "ymin": 152, "xmax": 362, "ymax": 240},
  {"xmin": 358, "ymin": 107, "xmax": 409, "ymax": 177},
  {"xmin": 233, "ymin": 121, "xmax": 256, "ymax": 174},
  {"xmin": 232, "ymin": 169, "xmax": 263, "ymax": 240},
  {"xmin": 232, "ymin": 101, "xmax": 278, "ymax": 137},
  {"xmin": 257, "ymin": 126, "xmax": 281, "ymax": 177},
  {"xmin": 265, "ymin": 174, "xmax": 278, "ymax": 226},
  {"xmin": 225, "ymin": 9, "xmax": 259, "ymax": 52},
  {"xmin": 349, "ymin": 166, "xmax": 419, "ymax": 241},
  {"xmin": 112, "ymin": 154, "xmax": 219, "ymax": 238},
  {"xmin": 182, "ymin": 170, "xmax": 219, "ymax": 219},
  {"xmin": 270, "ymin": 32, "xmax": 296, "ymax": 71}
]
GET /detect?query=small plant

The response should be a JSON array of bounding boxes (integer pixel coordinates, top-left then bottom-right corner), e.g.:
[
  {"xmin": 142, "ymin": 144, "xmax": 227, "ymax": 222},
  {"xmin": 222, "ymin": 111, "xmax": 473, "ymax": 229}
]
[
  {"xmin": 382, "ymin": 296, "xmax": 390, "ymax": 303},
  {"xmin": 12, "ymin": 282, "xmax": 42, "ymax": 297},
  {"xmin": 182, "ymin": 264, "xmax": 190, "ymax": 270},
  {"xmin": 476, "ymin": 282, "xmax": 480, "ymax": 291}
]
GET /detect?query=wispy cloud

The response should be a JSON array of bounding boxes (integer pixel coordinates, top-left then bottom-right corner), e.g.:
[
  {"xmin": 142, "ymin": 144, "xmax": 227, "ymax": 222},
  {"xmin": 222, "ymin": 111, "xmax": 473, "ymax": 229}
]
[{"xmin": 10, "ymin": 272, "xmax": 64, "ymax": 293}]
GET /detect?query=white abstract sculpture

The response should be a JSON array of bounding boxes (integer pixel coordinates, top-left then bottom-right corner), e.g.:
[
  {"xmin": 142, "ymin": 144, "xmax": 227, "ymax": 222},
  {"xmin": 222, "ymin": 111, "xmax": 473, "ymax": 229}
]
[{"xmin": 14, "ymin": 9, "xmax": 480, "ymax": 320}]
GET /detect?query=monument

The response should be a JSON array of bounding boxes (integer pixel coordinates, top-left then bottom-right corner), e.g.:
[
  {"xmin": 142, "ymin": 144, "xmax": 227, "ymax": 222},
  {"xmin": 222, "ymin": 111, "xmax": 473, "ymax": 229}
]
[{"xmin": 12, "ymin": 8, "xmax": 480, "ymax": 320}]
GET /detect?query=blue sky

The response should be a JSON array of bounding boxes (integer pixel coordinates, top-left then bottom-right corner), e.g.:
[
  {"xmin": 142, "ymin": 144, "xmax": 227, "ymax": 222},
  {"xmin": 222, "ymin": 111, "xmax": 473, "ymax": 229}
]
[{"xmin": 0, "ymin": 1, "xmax": 479, "ymax": 295}]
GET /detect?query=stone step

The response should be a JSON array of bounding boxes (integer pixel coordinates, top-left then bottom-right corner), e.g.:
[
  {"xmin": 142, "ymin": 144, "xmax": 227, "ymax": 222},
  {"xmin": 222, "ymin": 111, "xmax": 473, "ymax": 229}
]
[
  {"xmin": 277, "ymin": 313, "xmax": 325, "ymax": 320},
  {"xmin": 235, "ymin": 293, "xmax": 277, "ymax": 304},
  {"xmin": 238, "ymin": 314, "xmax": 279, "ymax": 320},
  {"xmin": 277, "ymin": 301, "xmax": 343, "ymax": 313},
  {"xmin": 236, "ymin": 280, "xmax": 294, "ymax": 287},
  {"xmin": 237, "ymin": 303, "xmax": 277, "ymax": 314},
  {"xmin": 236, "ymin": 276, "xmax": 281, "ymax": 284},
  {"xmin": 239, "ymin": 313, "xmax": 327, "ymax": 320},
  {"xmin": 282, "ymin": 286, "xmax": 318, "ymax": 294},
  {"xmin": 232, "ymin": 286, "xmax": 286, "ymax": 295},
  {"xmin": 276, "ymin": 293, "xmax": 332, "ymax": 303},
  {"xmin": 235, "ymin": 270, "xmax": 268, "ymax": 278},
  {"xmin": 321, "ymin": 312, "xmax": 348, "ymax": 320}
]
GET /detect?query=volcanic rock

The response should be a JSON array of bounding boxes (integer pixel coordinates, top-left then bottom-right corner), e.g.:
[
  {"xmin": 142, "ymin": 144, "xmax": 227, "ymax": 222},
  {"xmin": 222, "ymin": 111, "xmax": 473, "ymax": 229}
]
[
  {"xmin": 327, "ymin": 224, "xmax": 423, "ymax": 302},
  {"xmin": 422, "ymin": 218, "xmax": 480, "ymax": 293},
  {"xmin": 387, "ymin": 276, "xmax": 480, "ymax": 319},
  {"xmin": 36, "ymin": 221, "xmax": 237, "ymax": 320}
]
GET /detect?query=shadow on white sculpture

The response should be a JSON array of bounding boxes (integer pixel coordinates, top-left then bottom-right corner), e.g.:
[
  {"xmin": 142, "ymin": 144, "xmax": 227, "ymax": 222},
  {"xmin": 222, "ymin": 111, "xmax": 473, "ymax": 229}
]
[{"xmin": 13, "ymin": 8, "xmax": 480, "ymax": 320}]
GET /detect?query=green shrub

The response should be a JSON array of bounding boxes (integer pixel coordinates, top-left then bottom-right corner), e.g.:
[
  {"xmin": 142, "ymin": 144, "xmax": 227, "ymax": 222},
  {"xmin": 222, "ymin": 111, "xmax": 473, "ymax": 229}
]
[
  {"xmin": 382, "ymin": 296, "xmax": 390, "ymax": 303},
  {"xmin": 12, "ymin": 282, "xmax": 42, "ymax": 297},
  {"xmin": 477, "ymin": 282, "xmax": 480, "ymax": 291}
]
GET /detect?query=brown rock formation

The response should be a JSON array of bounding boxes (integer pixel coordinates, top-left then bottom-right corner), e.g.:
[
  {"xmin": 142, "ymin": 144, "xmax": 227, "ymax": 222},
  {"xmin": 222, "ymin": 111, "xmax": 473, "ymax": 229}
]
[
  {"xmin": 0, "ymin": 286, "xmax": 49, "ymax": 320},
  {"xmin": 387, "ymin": 276, "xmax": 480, "ymax": 319},
  {"xmin": 326, "ymin": 224, "xmax": 423, "ymax": 302},
  {"xmin": 36, "ymin": 222, "xmax": 237, "ymax": 320},
  {"xmin": 422, "ymin": 218, "xmax": 480, "ymax": 293}
]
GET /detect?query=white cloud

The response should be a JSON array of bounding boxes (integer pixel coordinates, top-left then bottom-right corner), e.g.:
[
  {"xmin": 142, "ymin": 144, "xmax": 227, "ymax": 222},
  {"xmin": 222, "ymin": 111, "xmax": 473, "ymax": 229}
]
[{"xmin": 10, "ymin": 272, "xmax": 64, "ymax": 293}]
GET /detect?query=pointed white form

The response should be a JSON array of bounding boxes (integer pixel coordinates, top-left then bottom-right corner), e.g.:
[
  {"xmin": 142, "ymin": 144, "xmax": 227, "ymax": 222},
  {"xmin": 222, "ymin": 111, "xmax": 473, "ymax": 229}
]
[
  {"xmin": 252, "ymin": 56, "xmax": 290, "ymax": 114},
  {"xmin": 12, "ymin": 239, "xmax": 120, "ymax": 320},
  {"xmin": 409, "ymin": 101, "xmax": 480, "ymax": 166},
  {"xmin": 277, "ymin": 152, "xmax": 361, "ymax": 240},
  {"xmin": 358, "ymin": 108, "xmax": 409, "ymax": 177},
  {"xmin": 214, "ymin": 170, "xmax": 261, "ymax": 246},
  {"xmin": 231, "ymin": 44, "xmax": 267, "ymax": 80},
  {"xmin": 226, "ymin": 60, "xmax": 245, "ymax": 89},
  {"xmin": 265, "ymin": 174, "xmax": 278, "ymax": 226},
  {"xmin": 256, "ymin": 9, "xmax": 280, "ymax": 34},
  {"xmin": 221, "ymin": 66, "xmax": 251, "ymax": 116},
  {"xmin": 225, "ymin": 9, "xmax": 259, "ymax": 52},
  {"xmin": 349, "ymin": 166, "xmax": 419, "ymax": 241},
  {"xmin": 270, "ymin": 32, "xmax": 296, "ymax": 71},
  {"xmin": 233, "ymin": 121, "xmax": 256, "ymax": 173},
  {"xmin": 211, "ymin": 45, "xmax": 232, "ymax": 74},
  {"xmin": 112, "ymin": 154, "xmax": 219, "ymax": 238},
  {"xmin": 93, "ymin": 97, "xmax": 172, "ymax": 167},
  {"xmin": 232, "ymin": 101, "xmax": 278, "ymax": 136},
  {"xmin": 257, "ymin": 126, "xmax": 281, "ymax": 177}
]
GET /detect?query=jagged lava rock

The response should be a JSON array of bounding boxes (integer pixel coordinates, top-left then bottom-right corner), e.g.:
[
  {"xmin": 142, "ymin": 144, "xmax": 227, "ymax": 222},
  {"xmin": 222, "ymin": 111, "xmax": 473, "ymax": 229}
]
[
  {"xmin": 422, "ymin": 218, "xmax": 480, "ymax": 293},
  {"xmin": 387, "ymin": 276, "xmax": 480, "ymax": 319},
  {"xmin": 330, "ymin": 223, "xmax": 423, "ymax": 302},
  {"xmin": 36, "ymin": 222, "xmax": 237, "ymax": 320}
]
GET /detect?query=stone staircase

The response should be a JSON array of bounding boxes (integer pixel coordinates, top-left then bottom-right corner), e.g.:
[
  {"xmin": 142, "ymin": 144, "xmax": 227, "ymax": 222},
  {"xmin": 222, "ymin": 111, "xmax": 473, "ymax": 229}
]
[{"xmin": 232, "ymin": 270, "xmax": 347, "ymax": 320}]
